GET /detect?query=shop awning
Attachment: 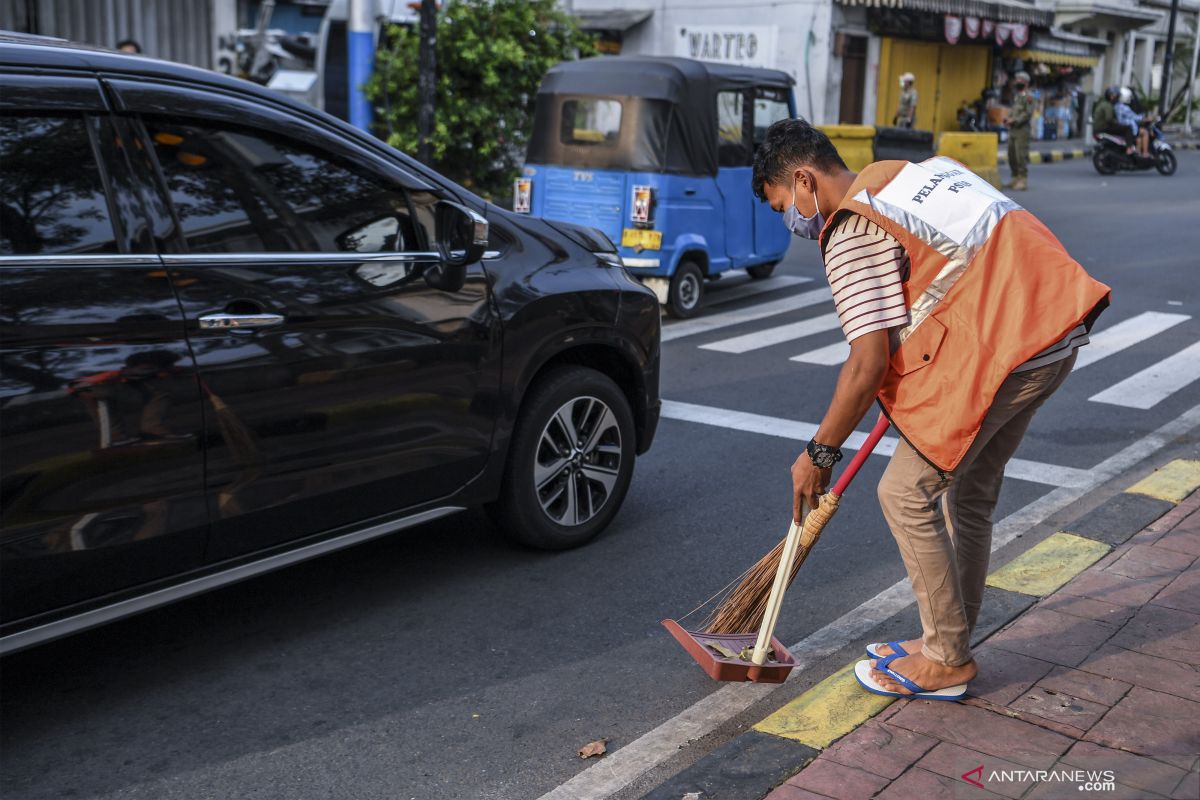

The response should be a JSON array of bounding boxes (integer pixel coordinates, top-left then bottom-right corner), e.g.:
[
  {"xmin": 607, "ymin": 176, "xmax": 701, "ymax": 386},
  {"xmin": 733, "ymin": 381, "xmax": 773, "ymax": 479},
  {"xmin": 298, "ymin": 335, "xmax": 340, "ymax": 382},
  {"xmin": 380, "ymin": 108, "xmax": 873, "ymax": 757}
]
[
  {"xmin": 573, "ymin": 9, "xmax": 654, "ymax": 32},
  {"xmin": 1053, "ymin": 1, "xmax": 1160, "ymax": 31},
  {"xmin": 835, "ymin": 0, "xmax": 1053, "ymax": 26},
  {"xmin": 1007, "ymin": 47, "xmax": 1100, "ymax": 67}
]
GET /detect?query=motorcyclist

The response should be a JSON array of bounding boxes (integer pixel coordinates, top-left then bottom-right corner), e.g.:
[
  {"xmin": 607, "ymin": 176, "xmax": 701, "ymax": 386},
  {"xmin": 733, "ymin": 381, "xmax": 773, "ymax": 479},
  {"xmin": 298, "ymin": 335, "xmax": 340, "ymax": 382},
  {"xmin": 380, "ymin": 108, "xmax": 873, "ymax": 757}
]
[
  {"xmin": 1093, "ymin": 86, "xmax": 1133, "ymax": 153},
  {"xmin": 1115, "ymin": 87, "xmax": 1150, "ymax": 157}
]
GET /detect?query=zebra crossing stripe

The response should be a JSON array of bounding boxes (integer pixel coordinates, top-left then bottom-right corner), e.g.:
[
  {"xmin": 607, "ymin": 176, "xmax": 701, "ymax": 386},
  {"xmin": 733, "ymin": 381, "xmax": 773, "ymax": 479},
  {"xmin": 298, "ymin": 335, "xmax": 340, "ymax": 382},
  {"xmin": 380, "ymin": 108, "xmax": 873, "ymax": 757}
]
[
  {"xmin": 791, "ymin": 340, "xmax": 851, "ymax": 365},
  {"xmin": 1073, "ymin": 311, "xmax": 1190, "ymax": 370},
  {"xmin": 1089, "ymin": 341, "xmax": 1200, "ymax": 410},
  {"xmin": 660, "ymin": 400, "xmax": 1092, "ymax": 487},
  {"xmin": 700, "ymin": 313, "xmax": 842, "ymax": 354},
  {"xmin": 704, "ymin": 275, "xmax": 811, "ymax": 307},
  {"xmin": 661, "ymin": 287, "xmax": 832, "ymax": 343}
]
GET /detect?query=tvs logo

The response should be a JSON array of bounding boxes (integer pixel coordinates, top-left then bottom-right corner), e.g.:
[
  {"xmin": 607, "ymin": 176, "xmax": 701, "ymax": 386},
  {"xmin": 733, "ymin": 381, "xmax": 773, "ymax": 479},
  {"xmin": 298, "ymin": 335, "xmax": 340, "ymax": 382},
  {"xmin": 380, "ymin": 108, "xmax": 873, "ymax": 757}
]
[{"xmin": 961, "ymin": 764, "xmax": 985, "ymax": 789}]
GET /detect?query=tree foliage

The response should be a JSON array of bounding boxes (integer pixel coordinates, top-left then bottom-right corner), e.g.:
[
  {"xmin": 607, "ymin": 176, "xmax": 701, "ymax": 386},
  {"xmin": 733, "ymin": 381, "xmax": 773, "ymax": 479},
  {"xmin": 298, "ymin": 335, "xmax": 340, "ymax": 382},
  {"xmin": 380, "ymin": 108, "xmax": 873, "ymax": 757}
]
[{"xmin": 367, "ymin": 0, "xmax": 594, "ymax": 200}]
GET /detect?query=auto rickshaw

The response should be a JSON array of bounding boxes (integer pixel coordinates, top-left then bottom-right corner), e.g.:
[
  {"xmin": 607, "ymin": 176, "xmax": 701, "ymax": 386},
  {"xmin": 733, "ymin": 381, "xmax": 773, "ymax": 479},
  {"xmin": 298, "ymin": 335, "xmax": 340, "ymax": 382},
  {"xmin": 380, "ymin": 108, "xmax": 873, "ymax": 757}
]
[{"xmin": 518, "ymin": 56, "xmax": 797, "ymax": 317}]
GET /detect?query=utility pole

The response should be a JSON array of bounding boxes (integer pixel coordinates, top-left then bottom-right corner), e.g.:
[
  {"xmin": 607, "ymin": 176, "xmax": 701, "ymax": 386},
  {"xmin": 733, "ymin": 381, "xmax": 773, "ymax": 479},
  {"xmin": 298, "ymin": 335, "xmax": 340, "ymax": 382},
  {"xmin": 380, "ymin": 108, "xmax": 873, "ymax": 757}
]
[
  {"xmin": 348, "ymin": 0, "xmax": 376, "ymax": 132},
  {"xmin": 416, "ymin": 0, "xmax": 438, "ymax": 165},
  {"xmin": 1159, "ymin": 0, "xmax": 1181, "ymax": 118},
  {"xmin": 1187, "ymin": 7, "xmax": 1200, "ymax": 134}
]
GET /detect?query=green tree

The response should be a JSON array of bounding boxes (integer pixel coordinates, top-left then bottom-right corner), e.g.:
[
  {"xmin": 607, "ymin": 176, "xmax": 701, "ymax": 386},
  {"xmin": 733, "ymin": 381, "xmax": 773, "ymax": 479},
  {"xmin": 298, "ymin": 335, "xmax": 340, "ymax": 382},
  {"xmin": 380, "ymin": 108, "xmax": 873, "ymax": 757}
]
[{"xmin": 367, "ymin": 0, "xmax": 594, "ymax": 200}]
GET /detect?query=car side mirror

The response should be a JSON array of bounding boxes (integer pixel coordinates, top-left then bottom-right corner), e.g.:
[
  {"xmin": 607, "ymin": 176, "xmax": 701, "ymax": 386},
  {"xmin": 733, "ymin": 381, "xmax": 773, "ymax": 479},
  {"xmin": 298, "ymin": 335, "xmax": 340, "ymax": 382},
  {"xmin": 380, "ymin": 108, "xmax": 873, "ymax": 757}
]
[{"xmin": 425, "ymin": 201, "xmax": 488, "ymax": 293}]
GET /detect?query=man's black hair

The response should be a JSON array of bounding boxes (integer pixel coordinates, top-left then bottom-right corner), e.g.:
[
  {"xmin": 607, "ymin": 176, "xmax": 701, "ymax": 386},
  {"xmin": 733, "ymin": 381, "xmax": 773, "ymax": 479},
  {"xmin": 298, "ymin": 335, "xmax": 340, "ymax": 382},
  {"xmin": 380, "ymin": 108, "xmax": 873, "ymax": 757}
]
[
  {"xmin": 752, "ymin": 118, "xmax": 848, "ymax": 201},
  {"xmin": 116, "ymin": 39, "xmax": 141, "ymax": 53}
]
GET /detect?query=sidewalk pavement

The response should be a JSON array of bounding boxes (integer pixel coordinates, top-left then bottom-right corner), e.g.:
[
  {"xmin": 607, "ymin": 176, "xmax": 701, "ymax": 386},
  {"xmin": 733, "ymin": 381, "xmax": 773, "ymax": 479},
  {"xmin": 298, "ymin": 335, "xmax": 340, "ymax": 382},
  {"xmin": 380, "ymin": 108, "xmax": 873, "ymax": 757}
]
[
  {"xmin": 767, "ymin": 471, "xmax": 1200, "ymax": 800},
  {"xmin": 647, "ymin": 459, "xmax": 1200, "ymax": 800}
]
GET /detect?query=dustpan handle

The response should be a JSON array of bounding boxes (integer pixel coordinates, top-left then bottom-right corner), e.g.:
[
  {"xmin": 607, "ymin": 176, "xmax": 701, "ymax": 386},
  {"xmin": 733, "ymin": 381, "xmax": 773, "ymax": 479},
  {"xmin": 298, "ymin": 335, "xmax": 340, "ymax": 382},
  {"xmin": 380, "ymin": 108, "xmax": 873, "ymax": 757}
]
[{"xmin": 830, "ymin": 413, "xmax": 890, "ymax": 497}]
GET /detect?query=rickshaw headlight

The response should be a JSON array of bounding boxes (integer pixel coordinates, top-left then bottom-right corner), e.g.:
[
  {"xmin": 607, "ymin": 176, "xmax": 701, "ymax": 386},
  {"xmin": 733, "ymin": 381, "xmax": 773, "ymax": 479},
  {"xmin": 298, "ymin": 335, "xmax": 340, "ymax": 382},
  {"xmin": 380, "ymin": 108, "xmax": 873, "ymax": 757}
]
[
  {"xmin": 513, "ymin": 178, "xmax": 532, "ymax": 214},
  {"xmin": 631, "ymin": 185, "xmax": 654, "ymax": 224}
]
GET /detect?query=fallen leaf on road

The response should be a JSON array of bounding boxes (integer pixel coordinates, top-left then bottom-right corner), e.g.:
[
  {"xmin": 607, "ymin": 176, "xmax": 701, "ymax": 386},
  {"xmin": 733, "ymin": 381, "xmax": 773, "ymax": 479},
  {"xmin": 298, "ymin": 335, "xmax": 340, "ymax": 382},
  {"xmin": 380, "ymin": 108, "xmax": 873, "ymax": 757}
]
[{"xmin": 578, "ymin": 738, "xmax": 608, "ymax": 759}]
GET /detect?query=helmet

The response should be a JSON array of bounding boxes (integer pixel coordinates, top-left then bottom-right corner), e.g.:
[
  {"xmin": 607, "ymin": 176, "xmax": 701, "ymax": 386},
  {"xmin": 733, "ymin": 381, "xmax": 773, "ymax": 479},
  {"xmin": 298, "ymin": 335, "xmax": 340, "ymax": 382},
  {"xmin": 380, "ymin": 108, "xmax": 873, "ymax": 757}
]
[
  {"xmin": 1014, "ymin": 70, "xmax": 1030, "ymax": 84},
  {"xmin": 899, "ymin": 72, "xmax": 914, "ymax": 85},
  {"xmin": 1104, "ymin": 85, "xmax": 1120, "ymax": 101},
  {"xmin": 1119, "ymin": 87, "xmax": 1133, "ymax": 104}
]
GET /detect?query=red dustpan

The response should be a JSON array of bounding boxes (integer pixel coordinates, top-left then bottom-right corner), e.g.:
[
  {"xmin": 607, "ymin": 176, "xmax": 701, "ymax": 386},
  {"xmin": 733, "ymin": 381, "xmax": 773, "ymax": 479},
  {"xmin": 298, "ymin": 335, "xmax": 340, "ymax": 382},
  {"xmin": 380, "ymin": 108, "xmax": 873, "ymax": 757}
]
[{"xmin": 663, "ymin": 414, "xmax": 891, "ymax": 683}]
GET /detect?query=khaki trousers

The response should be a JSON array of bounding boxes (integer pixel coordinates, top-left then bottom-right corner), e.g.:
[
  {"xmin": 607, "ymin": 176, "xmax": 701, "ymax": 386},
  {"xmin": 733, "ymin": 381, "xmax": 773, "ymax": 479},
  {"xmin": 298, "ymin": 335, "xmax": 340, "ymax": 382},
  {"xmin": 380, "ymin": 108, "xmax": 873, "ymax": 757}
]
[{"xmin": 876, "ymin": 351, "xmax": 1076, "ymax": 666}]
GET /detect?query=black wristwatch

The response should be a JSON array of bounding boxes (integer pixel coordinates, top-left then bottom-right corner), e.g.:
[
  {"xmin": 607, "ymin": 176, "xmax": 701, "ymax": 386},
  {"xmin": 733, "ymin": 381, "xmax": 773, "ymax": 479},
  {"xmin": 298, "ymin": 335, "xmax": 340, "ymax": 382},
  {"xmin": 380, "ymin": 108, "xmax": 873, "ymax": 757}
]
[{"xmin": 806, "ymin": 439, "xmax": 843, "ymax": 469}]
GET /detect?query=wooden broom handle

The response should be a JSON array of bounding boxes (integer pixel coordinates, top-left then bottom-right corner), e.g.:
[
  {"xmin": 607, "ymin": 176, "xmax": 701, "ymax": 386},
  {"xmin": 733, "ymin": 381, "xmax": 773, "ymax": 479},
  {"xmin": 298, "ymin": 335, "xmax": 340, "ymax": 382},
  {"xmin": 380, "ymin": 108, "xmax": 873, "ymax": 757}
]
[{"xmin": 830, "ymin": 413, "xmax": 890, "ymax": 497}]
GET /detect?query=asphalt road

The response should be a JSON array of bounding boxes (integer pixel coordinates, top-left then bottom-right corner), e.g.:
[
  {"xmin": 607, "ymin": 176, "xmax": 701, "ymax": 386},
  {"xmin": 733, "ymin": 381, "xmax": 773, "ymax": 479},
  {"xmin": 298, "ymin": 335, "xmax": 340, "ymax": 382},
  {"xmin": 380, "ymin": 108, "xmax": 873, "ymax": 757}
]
[{"xmin": 3, "ymin": 152, "xmax": 1199, "ymax": 800}]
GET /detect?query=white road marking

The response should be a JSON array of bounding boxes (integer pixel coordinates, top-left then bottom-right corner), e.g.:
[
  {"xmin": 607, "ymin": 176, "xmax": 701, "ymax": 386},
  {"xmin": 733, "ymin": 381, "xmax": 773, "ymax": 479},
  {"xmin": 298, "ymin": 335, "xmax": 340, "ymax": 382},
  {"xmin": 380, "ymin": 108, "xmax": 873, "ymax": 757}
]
[
  {"xmin": 791, "ymin": 340, "xmax": 851, "ymax": 365},
  {"xmin": 537, "ymin": 402, "xmax": 1200, "ymax": 800},
  {"xmin": 700, "ymin": 313, "xmax": 843, "ymax": 354},
  {"xmin": 662, "ymin": 287, "xmax": 832, "ymax": 343},
  {"xmin": 704, "ymin": 275, "xmax": 812, "ymax": 307},
  {"xmin": 660, "ymin": 400, "xmax": 1092, "ymax": 488},
  {"xmin": 1089, "ymin": 341, "xmax": 1200, "ymax": 409},
  {"xmin": 1072, "ymin": 311, "xmax": 1190, "ymax": 370}
]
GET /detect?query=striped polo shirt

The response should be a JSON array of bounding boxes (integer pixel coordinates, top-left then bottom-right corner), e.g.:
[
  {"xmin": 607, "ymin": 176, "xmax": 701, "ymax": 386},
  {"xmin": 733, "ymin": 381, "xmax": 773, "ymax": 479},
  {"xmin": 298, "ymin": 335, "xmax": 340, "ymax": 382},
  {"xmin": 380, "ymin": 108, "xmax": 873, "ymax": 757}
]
[{"xmin": 824, "ymin": 214, "xmax": 1087, "ymax": 371}]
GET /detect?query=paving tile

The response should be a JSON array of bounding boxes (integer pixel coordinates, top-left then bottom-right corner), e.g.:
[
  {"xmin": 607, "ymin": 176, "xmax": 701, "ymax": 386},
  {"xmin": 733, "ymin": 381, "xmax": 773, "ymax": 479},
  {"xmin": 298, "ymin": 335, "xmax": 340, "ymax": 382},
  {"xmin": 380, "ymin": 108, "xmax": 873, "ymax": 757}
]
[
  {"xmin": 985, "ymin": 532, "xmax": 1110, "ymax": 597},
  {"xmin": 878, "ymin": 766, "xmax": 1005, "ymax": 799},
  {"xmin": 784, "ymin": 757, "xmax": 889, "ymax": 800},
  {"xmin": 1172, "ymin": 765, "xmax": 1199, "ymax": 800},
  {"xmin": 984, "ymin": 608, "xmax": 1117, "ymax": 667},
  {"xmin": 1152, "ymin": 569, "xmax": 1200, "ymax": 616},
  {"xmin": 1107, "ymin": 604, "xmax": 1200, "ymax": 663},
  {"xmin": 1057, "ymin": 568, "xmax": 1164, "ymax": 608},
  {"xmin": 1060, "ymin": 741, "xmax": 1190, "ymax": 798},
  {"xmin": 965, "ymin": 646, "xmax": 1056, "ymax": 706},
  {"xmin": 888, "ymin": 699, "xmax": 1073, "ymax": 769},
  {"xmin": 1035, "ymin": 664, "xmax": 1130, "ymax": 706},
  {"xmin": 1105, "ymin": 543, "xmax": 1195, "ymax": 585},
  {"xmin": 1064, "ymin": 493, "xmax": 1174, "ymax": 547},
  {"xmin": 1076, "ymin": 644, "xmax": 1200, "ymax": 702},
  {"xmin": 917, "ymin": 741, "xmax": 1036, "ymax": 798},
  {"xmin": 1035, "ymin": 592, "xmax": 1137, "ymax": 627},
  {"xmin": 821, "ymin": 721, "xmax": 937, "ymax": 780},
  {"xmin": 1153, "ymin": 528, "xmax": 1200, "ymax": 559},
  {"xmin": 766, "ymin": 783, "xmax": 832, "ymax": 800},
  {"xmin": 1008, "ymin": 685, "xmax": 1109, "ymax": 732},
  {"xmin": 1084, "ymin": 686, "xmax": 1200, "ymax": 770},
  {"xmin": 1126, "ymin": 459, "xmax": 1200, "ymax": 503}
]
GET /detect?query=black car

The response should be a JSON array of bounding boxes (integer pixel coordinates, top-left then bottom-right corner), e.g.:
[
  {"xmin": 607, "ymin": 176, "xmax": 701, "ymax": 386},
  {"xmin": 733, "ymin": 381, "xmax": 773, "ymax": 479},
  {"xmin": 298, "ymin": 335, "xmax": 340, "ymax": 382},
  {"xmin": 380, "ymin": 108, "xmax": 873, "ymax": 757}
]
[{"xmin": 0, "ymin": 35, "xmax": 660, "ymax": 654}]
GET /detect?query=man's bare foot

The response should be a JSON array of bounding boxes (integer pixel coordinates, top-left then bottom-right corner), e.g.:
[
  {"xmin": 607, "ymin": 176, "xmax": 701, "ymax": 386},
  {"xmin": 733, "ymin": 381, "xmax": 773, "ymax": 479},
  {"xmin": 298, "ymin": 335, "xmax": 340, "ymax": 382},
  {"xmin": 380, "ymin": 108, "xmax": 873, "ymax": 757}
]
[
  {"xmin": 874, "ymin": 638, "xmax": 922, "ymax": 657},
  {"xmin": 870, "ymin": 651, "xmax": 977, "ymax": 694}
]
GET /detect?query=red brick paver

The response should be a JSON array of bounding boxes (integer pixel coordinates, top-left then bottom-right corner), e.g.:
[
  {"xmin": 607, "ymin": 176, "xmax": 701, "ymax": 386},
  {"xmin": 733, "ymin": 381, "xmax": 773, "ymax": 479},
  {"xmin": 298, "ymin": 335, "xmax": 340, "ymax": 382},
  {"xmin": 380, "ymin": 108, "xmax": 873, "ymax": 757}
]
[{"xmin": 765, "ymin": 492, "xmax": 1200, "ymax": 800}]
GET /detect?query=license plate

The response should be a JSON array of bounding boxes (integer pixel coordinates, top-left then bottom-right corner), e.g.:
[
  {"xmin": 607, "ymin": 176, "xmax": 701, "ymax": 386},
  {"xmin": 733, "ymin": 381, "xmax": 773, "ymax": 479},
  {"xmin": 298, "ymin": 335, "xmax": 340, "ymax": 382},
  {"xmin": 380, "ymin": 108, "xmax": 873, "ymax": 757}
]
[{"xmin": 621, "ymin": 228, "xmax": 662, "ymax": 250}]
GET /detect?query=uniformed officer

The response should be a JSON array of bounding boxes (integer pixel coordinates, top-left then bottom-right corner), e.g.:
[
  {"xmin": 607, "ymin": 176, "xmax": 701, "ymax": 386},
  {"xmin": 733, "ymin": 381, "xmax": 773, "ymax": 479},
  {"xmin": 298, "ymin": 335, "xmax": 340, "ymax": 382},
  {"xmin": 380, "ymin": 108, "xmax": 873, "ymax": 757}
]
[
  {"xmin": 1006, "ymin": 71, "xmax": 1034, "ymax": 190},
  {"xmin": 894, "ymin": 73, "xmax": 918, "ymax": 128}
]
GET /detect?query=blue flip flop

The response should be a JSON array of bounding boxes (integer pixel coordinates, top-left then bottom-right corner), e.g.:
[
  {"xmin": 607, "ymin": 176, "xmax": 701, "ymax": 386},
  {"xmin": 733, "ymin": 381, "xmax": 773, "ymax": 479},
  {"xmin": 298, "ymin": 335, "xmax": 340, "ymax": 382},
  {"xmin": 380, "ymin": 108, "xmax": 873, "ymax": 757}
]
[
  {"xmin": 865, "ymin": 640, "xmax": 909, "ymax": 659},
  {"xmin": 853, "ymin": 653, "xmax": 968, "ymax": 701}
]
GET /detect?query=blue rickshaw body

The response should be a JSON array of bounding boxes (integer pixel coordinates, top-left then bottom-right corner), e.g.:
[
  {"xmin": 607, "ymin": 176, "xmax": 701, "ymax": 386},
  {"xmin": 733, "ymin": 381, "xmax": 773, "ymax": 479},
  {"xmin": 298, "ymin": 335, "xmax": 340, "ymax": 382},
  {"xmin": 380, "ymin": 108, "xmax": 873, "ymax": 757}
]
[{"xmin": 519, "ymin": 57, "xmax": 797, "ymax": 313}]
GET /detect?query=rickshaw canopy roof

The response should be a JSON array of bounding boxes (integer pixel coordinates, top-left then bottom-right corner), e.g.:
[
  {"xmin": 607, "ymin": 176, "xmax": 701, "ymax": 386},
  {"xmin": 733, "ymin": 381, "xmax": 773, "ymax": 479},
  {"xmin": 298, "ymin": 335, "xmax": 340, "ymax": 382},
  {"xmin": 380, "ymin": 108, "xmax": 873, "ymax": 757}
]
[{"xmin": 528, "ymin": 56, "xmax": 795, "ymax": 176}]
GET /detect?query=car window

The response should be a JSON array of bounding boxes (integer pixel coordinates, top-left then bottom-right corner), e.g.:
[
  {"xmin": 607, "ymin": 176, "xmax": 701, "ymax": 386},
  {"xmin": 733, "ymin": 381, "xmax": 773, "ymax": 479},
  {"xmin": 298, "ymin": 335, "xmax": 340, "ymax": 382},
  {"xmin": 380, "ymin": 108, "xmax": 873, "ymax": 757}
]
[
  {"xmin": 560, "ymin": 99, "xmax": 622, "ymax": 146},
  {"xmin": 717, "ymin": 90, "xmax": 751, "ymax": 167},
  {"xmin": 143, "ymin": 118, "xmax": 427, "ymax": 254},
  {"xmin": 0, "ymin": 114, "xmax": 118, "ymax": 256},
  {"xmin": 753, "ymin": 88, "xmax": 792, "ymax": 146}
]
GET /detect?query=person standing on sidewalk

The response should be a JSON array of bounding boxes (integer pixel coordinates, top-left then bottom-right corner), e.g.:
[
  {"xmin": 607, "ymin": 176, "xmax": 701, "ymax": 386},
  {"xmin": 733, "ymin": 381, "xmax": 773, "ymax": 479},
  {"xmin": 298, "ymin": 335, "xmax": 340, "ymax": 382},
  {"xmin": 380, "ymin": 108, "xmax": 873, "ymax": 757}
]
[
  {"xmin": 894, "ymin": 73, "xmax": 918, "ymax": 128},
  {"xmin": 1006, "ymin": 71, "xmax": 1034, "ymax": 190},
  {"xmin": 751, "ymin": 119, "xmax": 1110, "ymax": 699}
]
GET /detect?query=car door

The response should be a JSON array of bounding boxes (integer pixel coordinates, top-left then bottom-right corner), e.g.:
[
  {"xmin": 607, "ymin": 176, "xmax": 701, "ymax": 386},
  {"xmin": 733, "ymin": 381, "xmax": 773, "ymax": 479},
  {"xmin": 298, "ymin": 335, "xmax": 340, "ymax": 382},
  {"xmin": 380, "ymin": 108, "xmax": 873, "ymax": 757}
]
[
  {"xmin": 714, "ymin": 88, "xmax": 755, "ymax": 268},
  {"xmin": 0, "ymin": 74, "xmax": 209, "ymax": 625},
  {"xmin": 108, "ymin": 80, "xmax": 500, "ymax": 561}
]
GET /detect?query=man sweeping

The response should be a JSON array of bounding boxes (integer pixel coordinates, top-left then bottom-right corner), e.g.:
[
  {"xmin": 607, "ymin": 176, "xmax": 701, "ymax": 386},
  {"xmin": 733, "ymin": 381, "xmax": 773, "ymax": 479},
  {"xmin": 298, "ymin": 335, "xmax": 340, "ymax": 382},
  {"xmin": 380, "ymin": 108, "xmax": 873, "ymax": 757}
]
[{"xmin": 751, "ymin": 119, "xmax": 1109, "ymax": 700}]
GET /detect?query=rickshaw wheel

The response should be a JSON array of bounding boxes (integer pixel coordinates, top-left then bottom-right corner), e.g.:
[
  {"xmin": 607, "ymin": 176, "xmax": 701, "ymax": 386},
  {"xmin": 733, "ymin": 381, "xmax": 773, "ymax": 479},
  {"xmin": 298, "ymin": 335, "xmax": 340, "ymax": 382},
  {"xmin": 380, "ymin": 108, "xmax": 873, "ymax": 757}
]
[
  {"xmin": 667, "ymin": 261, "xmax": 704, "ymax": 319},
  {"xmin": 747, "ymin": 261, "xmax": 778, "ymax": 280}
]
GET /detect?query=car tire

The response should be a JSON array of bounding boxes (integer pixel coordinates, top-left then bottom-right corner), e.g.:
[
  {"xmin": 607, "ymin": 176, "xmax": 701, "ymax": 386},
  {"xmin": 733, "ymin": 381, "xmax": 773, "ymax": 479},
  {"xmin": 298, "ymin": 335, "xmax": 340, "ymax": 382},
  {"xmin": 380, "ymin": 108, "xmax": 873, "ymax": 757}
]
[
  {"xmin": 746, "ymin": 261, "xmax": 778, "ymax": 280},
  {"xmin": 1155, "ymin": 149, "xmax": 1177, "ymax": 176},
  {"xmin": 667, "ymin": 260, "xmax": 704, "ymax": 318},
  {"xmin": 488, "ymin": 366, "xmax": 636, "ymax": 550}
]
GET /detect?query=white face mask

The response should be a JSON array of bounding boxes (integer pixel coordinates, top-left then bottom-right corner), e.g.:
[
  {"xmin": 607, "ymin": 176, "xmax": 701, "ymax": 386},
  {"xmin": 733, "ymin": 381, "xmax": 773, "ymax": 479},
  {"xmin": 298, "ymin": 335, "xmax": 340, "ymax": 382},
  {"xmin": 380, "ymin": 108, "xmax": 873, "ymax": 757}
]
[{"xmin": 782, "ymin": 174, "xmax": 825, "ymax": 240}]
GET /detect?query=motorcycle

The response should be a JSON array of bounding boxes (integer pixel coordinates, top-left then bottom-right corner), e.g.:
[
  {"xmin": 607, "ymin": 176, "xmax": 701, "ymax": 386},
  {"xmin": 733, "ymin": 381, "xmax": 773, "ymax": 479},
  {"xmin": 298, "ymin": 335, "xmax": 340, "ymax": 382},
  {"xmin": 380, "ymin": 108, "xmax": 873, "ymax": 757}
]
[{"xmin": 1092, "ymin": 119, "xmax": 1177, "ymax": 176}]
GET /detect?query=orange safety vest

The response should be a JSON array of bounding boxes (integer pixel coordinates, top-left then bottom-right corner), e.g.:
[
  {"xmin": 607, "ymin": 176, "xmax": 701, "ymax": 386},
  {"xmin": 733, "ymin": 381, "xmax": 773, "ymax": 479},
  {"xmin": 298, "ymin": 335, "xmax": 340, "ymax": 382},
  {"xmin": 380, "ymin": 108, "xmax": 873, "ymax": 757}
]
[{"xmin": 820, "ymin": 158, "xmax": 1110, "ymax": 472}]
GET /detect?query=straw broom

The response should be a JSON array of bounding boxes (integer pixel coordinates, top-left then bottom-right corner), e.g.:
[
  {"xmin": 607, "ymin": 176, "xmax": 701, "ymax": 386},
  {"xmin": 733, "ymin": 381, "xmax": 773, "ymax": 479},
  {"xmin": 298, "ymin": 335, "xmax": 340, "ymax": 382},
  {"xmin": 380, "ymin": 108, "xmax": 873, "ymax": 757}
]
[{"xmin": 701, "ymin": 414, "xmax": 892, "ymax": 638}]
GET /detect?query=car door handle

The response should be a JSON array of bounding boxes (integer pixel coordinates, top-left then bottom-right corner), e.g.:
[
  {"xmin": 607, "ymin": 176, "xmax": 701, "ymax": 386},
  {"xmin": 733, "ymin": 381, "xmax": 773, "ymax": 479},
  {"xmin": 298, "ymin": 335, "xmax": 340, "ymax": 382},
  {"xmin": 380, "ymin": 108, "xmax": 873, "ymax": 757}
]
[{"xmin": 198, "ymin": 312, "xmax": 285, "ymax": 332}]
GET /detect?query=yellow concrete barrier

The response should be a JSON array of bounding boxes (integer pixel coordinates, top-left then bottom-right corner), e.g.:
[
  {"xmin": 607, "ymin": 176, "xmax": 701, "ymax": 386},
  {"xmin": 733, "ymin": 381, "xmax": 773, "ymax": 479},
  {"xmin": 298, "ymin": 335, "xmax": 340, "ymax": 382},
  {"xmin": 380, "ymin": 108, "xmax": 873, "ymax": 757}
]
[
  {"xmin": 937, "ymin": 131, "xmax": 1001, "ymax": 188},
  {"xmin": 818, "ymin": 124, "xmax": 876, "ymax": 172}
]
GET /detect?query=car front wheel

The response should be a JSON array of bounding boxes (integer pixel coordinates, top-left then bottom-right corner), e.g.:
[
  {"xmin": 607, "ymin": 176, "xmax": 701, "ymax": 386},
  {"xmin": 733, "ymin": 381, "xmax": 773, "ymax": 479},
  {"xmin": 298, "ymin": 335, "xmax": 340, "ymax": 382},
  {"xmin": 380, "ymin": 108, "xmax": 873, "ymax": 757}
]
[{"xmin": 489, "ymin": 366, "xmax": 636, "ymax": 549}]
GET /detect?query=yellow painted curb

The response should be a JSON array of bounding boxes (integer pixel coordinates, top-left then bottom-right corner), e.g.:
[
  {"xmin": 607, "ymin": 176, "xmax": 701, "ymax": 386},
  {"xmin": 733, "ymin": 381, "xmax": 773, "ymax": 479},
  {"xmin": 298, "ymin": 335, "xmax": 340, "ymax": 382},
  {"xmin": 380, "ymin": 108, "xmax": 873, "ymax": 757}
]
[
  {"xmin": 986, "ymin": 532, "xmax": 1110, "ymax": 597},
  {"xmin": 1125, "ymin": 459, "xmax": 1200, "ymax": 503},
  {"xmin": 753, "ymin": 660, "xmax": 893, "ymax": 748}
]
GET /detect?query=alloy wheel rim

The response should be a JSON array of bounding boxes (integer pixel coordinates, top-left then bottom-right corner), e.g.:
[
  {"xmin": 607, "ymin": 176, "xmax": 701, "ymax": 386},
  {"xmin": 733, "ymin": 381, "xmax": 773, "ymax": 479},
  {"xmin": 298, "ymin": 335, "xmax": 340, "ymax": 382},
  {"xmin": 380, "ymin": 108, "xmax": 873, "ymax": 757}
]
[
  {"xmin": 678, "ymin": 273, "xmax": 699, "ymax": 309},
  {"xmin": 534, "ymin": 396, "xmax": 622, "ymax": 527}
]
